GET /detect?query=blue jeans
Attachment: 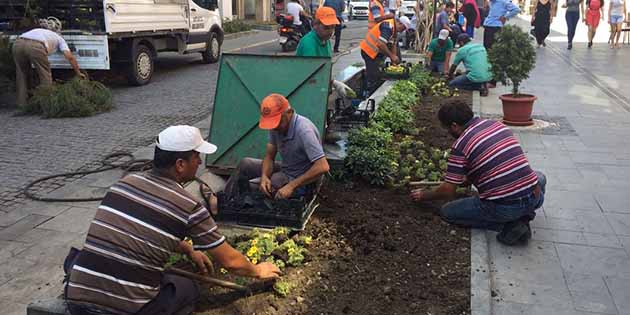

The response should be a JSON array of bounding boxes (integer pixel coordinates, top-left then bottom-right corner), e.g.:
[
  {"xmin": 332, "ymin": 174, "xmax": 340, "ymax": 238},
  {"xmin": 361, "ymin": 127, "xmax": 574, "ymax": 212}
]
[
  {"xmin": 565, "ymin": 11, "xmax": 580, "ymax": 43},
  {"xmin": 430, "ymin": 61, "xmax": 445, "ymax": 73},
  {"xmin": 440, "ymin": 171, "xmax": 547, "ymax": 231},
  {"xmin": 466, "ymin": 25, "xmax": 475, "ymax": 38},
  {"xmin": 449, "ymin": 74, "xmax": 485, "ymax": 91}
]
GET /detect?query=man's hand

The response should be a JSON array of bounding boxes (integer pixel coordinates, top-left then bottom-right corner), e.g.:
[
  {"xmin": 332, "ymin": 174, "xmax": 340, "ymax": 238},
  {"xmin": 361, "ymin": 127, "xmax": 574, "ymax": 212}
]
[
  {"xmin": 259, "ymin": 176, "xmax": 273, "ymax": 198},
  {"xmin": 275, "ymin": 183, "xmax": 295, "ymax": 200},
  {"xmin": 189, "ymin": 251, "xmax": 214, "ymax": 275},
  {"xmin": 254, "ymin": 262, "xmax": 282, "ymax": 279},
  {"xmin": 76, "ymin": 71, "xmax": 87, "ymax": 80},
  {"xmin": 499, "ymin": 16, "xmax": 507, "ymax": 24},
  {"xmin": 410, "ymin": 188, "xmax": 426, "ymax": 202},
  {"xmin": 390, "ymin": 55, "xmax": 400, "ymax": 65}
]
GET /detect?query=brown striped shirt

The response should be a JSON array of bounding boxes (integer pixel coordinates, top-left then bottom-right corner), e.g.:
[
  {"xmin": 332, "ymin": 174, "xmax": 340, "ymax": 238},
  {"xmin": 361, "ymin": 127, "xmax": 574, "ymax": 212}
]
[{"xmin": 66, "ymin": 171, "xmax": 225, "ymax": 314}]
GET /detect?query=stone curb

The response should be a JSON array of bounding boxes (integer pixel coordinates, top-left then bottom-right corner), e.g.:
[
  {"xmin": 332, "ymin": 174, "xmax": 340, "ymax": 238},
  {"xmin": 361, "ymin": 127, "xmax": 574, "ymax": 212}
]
[
  {"xmin": 470, "ymin": 91, "xmax": 492, "ymax": 315},
  {"xmin": 470, "ymin": 229, "xmax": 492, "ymax": 315},
  {"xmin": 223, "ymin": 30, "xmax": 260, "ymax": 41}
]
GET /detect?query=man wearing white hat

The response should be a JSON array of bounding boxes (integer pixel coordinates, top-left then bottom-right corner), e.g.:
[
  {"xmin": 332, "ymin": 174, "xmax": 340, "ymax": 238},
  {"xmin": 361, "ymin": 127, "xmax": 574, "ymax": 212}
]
[
  {"xmin": 64, "ymin": 125, "xmax": 281, "ymax": 315},
  {"xmin": 426, "ymin": 29, "xmax": 454, "ymax": 75}
]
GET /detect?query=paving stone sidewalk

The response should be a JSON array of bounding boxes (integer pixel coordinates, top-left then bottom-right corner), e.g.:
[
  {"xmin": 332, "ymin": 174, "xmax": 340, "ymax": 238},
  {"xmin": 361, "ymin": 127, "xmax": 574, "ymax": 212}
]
[{"xmin": 473, "ymin": 17, "xmax": 630, "ymax": 315}]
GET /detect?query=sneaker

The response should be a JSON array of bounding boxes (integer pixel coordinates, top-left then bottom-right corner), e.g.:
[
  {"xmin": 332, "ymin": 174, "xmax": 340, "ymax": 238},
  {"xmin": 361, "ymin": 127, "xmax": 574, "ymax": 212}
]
[{"xmin": 496, "ymin": 221, "xmax": 529, "ymax": 246}]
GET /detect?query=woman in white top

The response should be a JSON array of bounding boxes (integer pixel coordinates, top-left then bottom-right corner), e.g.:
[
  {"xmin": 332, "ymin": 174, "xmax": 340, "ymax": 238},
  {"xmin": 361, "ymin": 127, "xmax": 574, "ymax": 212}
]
[{"xmin": 608, "ymin": 0, "xmax": 626, "ymax": 48}]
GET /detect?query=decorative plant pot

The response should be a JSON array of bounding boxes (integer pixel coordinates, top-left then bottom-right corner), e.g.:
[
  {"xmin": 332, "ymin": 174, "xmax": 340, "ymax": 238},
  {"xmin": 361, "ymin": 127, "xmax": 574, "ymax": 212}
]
[{"xmin": 499, "ymin": 94, "xmax": 537, "ymax": 126}]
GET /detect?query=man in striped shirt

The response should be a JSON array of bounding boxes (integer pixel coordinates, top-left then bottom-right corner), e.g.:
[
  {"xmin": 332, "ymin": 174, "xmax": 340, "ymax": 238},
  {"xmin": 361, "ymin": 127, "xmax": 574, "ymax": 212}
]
[
  {"xmin": 410, "ymin": 101, "xmax": 546, "ymax": 245},
  {"xmin": 65, "ymin": 125, "xmax": 280, "ymax": 315}
]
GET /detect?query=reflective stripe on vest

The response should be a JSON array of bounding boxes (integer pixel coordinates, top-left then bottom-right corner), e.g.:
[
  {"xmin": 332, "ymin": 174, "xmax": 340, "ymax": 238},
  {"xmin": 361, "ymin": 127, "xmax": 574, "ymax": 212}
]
[
  {"xmin": 360, "ymin": 22, "xmax": 384, "ymax": 59},
  {"xmin": 367, "ymin": 1, "xmax": 385, "ymax": 29}
]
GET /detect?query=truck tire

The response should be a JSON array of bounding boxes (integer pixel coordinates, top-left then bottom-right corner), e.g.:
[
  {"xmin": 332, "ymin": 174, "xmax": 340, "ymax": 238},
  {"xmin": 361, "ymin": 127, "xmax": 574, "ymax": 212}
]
[
  {"xmin": 201, "ymin": 32, "xmax": 221, "ymax": 64},
  {"xmin": 127, "ymin": 44, "xmax": 154, "ymax": 86}
]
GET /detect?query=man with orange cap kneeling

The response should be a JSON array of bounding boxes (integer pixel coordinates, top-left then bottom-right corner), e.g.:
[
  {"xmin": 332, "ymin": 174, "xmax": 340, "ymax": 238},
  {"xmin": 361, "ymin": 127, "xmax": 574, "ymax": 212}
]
[{"xmin": 223, "ymin": 94, "xmax": 330, "ymax": 201}]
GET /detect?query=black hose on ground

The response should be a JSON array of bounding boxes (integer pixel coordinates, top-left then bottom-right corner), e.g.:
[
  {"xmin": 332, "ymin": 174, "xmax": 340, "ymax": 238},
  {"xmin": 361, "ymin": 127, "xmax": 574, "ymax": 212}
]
[{"xmin": 23, "ymin": 152, "xmax": 153, "ymax": 202}]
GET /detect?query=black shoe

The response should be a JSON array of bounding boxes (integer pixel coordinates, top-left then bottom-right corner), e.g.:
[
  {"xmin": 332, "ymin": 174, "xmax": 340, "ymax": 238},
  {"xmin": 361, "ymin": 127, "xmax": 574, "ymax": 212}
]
[
  {"xmin": 334, "ymin": 49, "xmax": 340, "ymax": 53},
  {"xmin": 542, "ymin": 41, "xmax": 546, "ymax": 47},
  {"xmin": 588, "ymin": 41, "xmax": 593, "ymax": 48},
  {"xmin": 496, "ymin": 221, "xmax": 529, "ymax": 246},
  {"xmin": 567, "ymin": 43, "xmax": 573, "ymax": 50},
  {"xmin": 480, "ymin": 86, "xmax": 489, "ymax": 97}
]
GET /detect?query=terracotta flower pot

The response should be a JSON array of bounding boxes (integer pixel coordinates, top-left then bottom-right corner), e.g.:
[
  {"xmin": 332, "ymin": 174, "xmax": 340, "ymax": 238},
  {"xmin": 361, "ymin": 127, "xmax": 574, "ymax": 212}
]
[{"xmin": 499, "ymin": 94, "xmax": 537, "ymax": 126}]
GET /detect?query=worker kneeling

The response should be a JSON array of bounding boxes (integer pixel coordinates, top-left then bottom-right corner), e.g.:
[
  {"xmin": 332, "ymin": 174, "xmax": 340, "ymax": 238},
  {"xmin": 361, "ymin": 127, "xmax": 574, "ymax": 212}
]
[
  {"xmin": 360, "ymin": 16, "xmax": 412, "ymax": 94},
  {"xmin": 64, "ymin": 125, "xmax": 280, "ymax": 315},
  {"xmin": 410, "ymin": 101, "xmax": 546, "ymax": 246},
  {"xmin": 223, "ymin": 94, "xmax": 330, "ymax": 202},
  {"xmin": 447, "ymin": 34, "xmax": 491, "ymax": 97}
]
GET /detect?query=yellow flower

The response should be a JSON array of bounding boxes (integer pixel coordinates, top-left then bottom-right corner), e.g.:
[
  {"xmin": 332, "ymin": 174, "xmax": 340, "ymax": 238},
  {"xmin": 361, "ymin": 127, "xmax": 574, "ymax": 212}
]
[
  {"xmin": 220, "ymin": 268, "xmax": 228, "ymax": 274},
  {"xmin": 251, "ymin": 258, "xmax": 258, "ymax": 264},
  {"xmin": 251, "ymin": 239, "xmax": 258, "ymax": 246},
  {"xmin": 247, "ymin": 246, "xmax": 258, "ymax": 258}
]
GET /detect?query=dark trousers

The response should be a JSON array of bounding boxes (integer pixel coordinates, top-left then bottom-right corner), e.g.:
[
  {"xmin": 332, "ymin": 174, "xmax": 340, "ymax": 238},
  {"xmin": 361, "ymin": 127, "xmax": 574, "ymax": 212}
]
[
  {"xmin": 483, "ymin": 26, "xmax": 501, "ymax": 50},
  {"xmin": 223, "ymin": 157, "xmax": 289, "ymax": 200},
  {"xmin": 565, "ymin": 11, "xmax": 580, "ymax": 44},
  {"xmin": 67, "ymin": 274, "xmax": 199, "ymax": 315},
  {"xmin": 361, "ymin": 50, "xmax": 384, "ymax": 95},
  {"xmin": 334, "ymin": 23, "xmax": 342, "ymax": 51}
]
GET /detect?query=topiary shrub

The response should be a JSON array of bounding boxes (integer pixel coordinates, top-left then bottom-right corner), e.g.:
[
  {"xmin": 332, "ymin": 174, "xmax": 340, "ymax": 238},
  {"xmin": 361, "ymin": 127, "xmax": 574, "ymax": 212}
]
[
  {"xmin": 487, "ymin": 25, "xmax": 536, "ymax": 97},
  {"xmin": 222, "ymin": 18, "xmax": 253, "ymax": 34}
]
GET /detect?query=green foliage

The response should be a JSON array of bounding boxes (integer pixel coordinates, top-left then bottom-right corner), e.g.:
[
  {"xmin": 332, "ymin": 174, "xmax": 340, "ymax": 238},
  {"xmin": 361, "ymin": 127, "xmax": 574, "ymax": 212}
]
[
  {"xmin": 345, "ymin": 122, "xmax": 397, "ymax": 186},
  {"xmin": 22, "ymin": 78, "xmax": 113, "ymax": 118},
  {"xmin": 371, "ymin": 80, "xmax": 418, "ymax": 133},
  {"xmin": 392, "ymin": 136, "xmax": 450, "ymax": 186},
  {"xmin": 487, "ymin": 25, "xmax": 536, "ymax": 97},
  {"xmin": 235, "ymin": 228, "xmax": 311, "ymax": 269},
  {"xmin": 0, "ymin": 37, "xmax": 15, "ymax": 94},
  {"xmin": 409, "ymin": 64, "xmax": 437, "ymax": 92},
  {"xmin": 430, "ymin": 80, "xmax": 459, "ymax": 97},
  {"xmin": 222, "ymin": 18, "xmax": 253, "ymax": 34},
  {"xmin": 273, "ymin": 280, "xmax": 294, "ymax": 297}
]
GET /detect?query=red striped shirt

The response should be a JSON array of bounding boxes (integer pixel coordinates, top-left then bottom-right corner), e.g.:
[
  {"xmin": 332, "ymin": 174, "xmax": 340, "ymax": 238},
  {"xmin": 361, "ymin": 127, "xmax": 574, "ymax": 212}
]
[{"xmin": 444, "ymin": 118, "xmax": 538, "ymax": 200}]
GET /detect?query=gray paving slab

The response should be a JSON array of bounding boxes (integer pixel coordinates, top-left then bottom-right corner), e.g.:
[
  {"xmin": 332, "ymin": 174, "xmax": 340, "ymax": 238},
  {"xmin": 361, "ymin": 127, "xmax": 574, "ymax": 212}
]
[
  {"xmin": 542, "ymin": 190, "xmax": 601, "ymax": 212},
  {"xmin": 493, "ymin": 300, "xmax": 609, "ymax": 315},
  {"xmin": 555, "ymin": 243, "xmax": 630, "ymax": 278},
  {"xmin": 565, "ymin": 273, "xmax": 618, "ymax": 314},
  {"xmin": 596, "ymin": 192, "xmax": 630, "ymax": 214},
  {"xmin": 0, "ymin": 263, "xmax": 65, "ymax": 305},
  {"xmin": 0, "ymin": 215, "xmax": 52, "ymax": 242},
  {"xmin": 605, "ymin": 276, "xmax": 630, "ymax": 315},
  {"xmin": 37, "ymin": 207, "xmax": 96, "ymax": 234}
]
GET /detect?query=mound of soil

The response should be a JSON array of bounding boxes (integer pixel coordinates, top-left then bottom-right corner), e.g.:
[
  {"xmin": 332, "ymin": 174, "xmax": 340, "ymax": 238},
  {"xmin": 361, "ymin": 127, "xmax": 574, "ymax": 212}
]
[
  {"xmin": 414, "ymin": 91, "xmax": 473, "ymax": 150},
  {"xmin": 195, "ymin": 86, "xmax": 473, "ymax": 315},
  {"xmin": 196, "ymin": 182, "xmax": 470, "ymax": 315}
]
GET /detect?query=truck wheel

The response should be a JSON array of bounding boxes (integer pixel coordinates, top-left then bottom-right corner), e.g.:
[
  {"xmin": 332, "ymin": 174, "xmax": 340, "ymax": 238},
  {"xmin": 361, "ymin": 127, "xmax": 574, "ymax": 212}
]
[
  {"xmin": 127, "ymin": 44, "xmax": 154, "ymax": 86},
  {"xmin": 201, "ymin": 32, "xmax": 221, "ymax": 64}
]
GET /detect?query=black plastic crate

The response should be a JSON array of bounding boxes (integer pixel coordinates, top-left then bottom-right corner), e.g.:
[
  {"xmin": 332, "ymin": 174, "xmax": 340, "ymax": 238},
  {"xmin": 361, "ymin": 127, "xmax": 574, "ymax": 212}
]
[
  {"xmin": 216, "ymin": 191, "xmax": 317, "ymax": 230},
  {"xmin": 381, "ymin": 61, "xmax": 411, "ymax": 80}
]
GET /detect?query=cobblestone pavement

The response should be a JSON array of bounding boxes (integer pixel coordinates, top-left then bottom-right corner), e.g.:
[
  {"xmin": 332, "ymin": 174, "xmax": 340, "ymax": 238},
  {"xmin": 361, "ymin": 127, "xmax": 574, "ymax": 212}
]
[
  {"xmin": 0, "ymin": 23, "xmax": 368, "ymax": 212},
  {"xmin": 472, "ymin": 17, "xmax": 630, "ymax": 315}
]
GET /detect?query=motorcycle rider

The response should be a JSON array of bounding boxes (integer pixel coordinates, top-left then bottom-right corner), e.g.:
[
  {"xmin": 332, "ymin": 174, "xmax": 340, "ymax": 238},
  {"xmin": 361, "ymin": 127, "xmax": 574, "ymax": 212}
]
[{"xmin": 287, "ymin": 0, "xmax": 310, "ymax": 35}]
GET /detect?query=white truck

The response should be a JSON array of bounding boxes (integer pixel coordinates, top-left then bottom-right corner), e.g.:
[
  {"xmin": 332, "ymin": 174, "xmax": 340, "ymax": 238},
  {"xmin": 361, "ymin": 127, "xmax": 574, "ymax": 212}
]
[{"xmin": 0, "ymin": 0, "xmax": 224, "ymax": 85}]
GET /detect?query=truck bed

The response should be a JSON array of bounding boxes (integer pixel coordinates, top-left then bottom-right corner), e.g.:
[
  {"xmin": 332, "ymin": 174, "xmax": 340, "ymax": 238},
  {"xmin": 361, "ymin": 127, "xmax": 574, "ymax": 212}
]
[{"xmin": 0, "ymin": 0, "xmax": 189, "ymax": 35}]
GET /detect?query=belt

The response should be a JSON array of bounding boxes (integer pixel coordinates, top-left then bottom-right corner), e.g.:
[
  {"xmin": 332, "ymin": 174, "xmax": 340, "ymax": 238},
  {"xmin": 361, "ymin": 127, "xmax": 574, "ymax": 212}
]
[
  {"xmin": 493, "ymin": 184, "xmax": 541, "ymax": 205},
  {"xmin": 17, "ymin": 37, "xmax": 46, "ymax": 49}
]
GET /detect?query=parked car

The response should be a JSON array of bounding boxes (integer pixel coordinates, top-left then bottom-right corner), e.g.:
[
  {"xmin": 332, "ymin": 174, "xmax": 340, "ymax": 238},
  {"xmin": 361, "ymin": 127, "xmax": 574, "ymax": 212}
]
[
  {"xmin": 348, "ymin": 0, "xmax": 370, "ymax": 19},
  {"xmin": 399, "ymin": 0, "xmax": 418, "ymax": 17}
]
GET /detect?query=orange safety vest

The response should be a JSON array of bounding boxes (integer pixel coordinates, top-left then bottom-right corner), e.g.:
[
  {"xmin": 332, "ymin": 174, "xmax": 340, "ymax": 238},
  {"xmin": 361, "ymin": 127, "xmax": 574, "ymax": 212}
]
[
  {"xmin": 360, "ymin": 21, "xmax": 393, "ymax": 59},
  {"xmin": 367, "ymin": 0, "xmax": 385, "ymax": 29}
]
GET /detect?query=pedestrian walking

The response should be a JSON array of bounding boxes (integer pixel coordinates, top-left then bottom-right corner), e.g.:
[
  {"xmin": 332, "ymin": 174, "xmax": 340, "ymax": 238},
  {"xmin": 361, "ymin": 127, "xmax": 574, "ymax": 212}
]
[
  {"xmin": 460, "ymin": 0, "xmax": 481, "ymax": 37},
  {"xmin": 608, "ymin": 0, "xmax": 626, "ymax": 48},
  {"xmin": 584, "ymin": 0, "xmax": 604, "ymax": 48},
  {"xmin": 531, "ymin": 0, "xmax": 554, "ymax": 47},
  {"xmin": 12, "ymin": 18, "xmax": 86, "ymax": 107},
  {"xmin": 562, "ymin": 0, "xmax": 584, "ymax": 49},
  {"xmin": 482, "ymin": 0, "xmax": 521, "ymax": 50},
  {"xmin": 324, "ymin": 0, "xmax": 346, "ymax": 52}
]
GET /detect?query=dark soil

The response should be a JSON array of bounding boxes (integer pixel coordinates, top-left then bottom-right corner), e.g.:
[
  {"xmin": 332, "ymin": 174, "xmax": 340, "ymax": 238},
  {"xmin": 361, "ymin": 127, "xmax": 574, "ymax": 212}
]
[
  {"xmin": 414, "ymin": 91, "xmax": 473, "ymax": 150},
  {"xmin": 197, "ymin": 183, "xmax": 470, "ymax": 315},
  {"xmin": 195, "ymin": 88, "xmax": 473, "ymax": 315}
]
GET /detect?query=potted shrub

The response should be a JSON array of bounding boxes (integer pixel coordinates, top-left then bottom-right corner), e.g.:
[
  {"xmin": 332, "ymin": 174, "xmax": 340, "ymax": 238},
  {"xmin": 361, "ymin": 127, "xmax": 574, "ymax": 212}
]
[{"xmin": 487, "ymin": 25, "xmax": 537, "ymax": 126}]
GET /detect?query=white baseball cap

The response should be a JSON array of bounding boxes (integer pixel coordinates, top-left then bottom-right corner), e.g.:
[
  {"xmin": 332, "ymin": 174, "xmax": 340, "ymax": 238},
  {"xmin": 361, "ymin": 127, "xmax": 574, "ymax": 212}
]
[
  {"xmin": 438, "ymin": 29, "xmax": 450, "ymax": 40},
  {"xmin": 156, "ymin": 125, "xmax": 217, "ymax": 154},
  {"xmin": 398, "ymin": 16, "xmax": 412, "ymax": 30}
]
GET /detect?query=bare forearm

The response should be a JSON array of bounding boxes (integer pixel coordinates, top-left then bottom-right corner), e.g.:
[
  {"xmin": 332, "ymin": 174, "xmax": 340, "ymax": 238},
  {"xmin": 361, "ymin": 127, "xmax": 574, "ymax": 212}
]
[
  {"xmin": 176, "ymin": 241, "xmax": 194, "ymax": 255},
  {"xmin": 287, "ymin": 158, "xmax": 329, "ymax": 190},
  {"xmin": 375, "ymin": 13, "xmax": 395, "ymax": 22},
  {"xmin": 377, "ymin": 41, "xmax": 396, "ymax": 60},
  {"xmin": 209, "ymin": 243, "xmax": 258, "ymax": 277},
  {"xmin": 67, "ymin": 56, "xmax": 81, "ymax": 74}
]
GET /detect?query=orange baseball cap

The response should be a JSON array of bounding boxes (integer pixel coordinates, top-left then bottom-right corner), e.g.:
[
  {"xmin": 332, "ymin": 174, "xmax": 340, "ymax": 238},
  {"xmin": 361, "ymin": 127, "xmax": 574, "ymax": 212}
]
[
  {"xmin": 315, "ymin": 7, "xmax": 340, "ymax": 26},
  {"xmin": 259, "ymin": 94, "xmax": 290, "ymax": 129}
]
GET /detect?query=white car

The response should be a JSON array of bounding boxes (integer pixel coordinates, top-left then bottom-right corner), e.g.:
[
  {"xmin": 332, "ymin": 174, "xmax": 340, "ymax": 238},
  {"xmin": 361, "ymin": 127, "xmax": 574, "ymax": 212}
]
[
  {"xmin": 348, "ymin": 0, "xmax": 370, "ymax": 19},
  {"xmin": 399, "ymin": 0, "xmax": 418, "ymax": 18}
]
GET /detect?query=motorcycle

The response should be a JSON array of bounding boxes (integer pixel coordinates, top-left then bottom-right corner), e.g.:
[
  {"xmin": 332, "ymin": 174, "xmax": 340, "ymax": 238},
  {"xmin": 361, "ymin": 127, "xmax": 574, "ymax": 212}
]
[{"xmin": 276, "ymin": 14, "xmax": 312, "ymax": 52}]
